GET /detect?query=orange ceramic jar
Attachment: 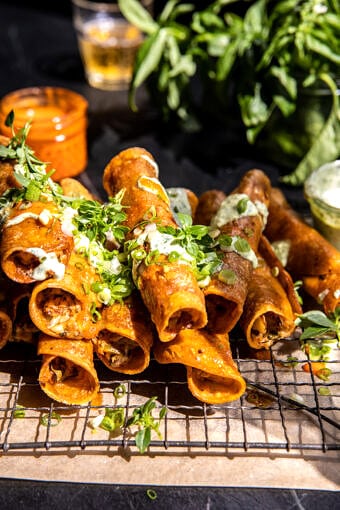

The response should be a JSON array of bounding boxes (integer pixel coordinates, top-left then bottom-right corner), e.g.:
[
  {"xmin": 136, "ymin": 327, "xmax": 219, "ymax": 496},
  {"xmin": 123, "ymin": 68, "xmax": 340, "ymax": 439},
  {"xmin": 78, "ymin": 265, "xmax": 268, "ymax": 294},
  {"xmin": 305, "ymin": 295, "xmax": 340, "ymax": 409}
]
[{"xmin": 0, "ymin": 87, "xmax": 88, "ymax": 181}]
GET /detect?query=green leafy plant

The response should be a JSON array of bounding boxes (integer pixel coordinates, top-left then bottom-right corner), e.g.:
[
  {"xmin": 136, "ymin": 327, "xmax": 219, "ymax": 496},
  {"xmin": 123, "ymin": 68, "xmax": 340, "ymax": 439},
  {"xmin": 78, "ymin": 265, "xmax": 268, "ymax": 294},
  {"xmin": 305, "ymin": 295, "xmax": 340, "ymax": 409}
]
[{"xmin": 121, "ymin": 0, "xmax": 340, "ymax": 185}]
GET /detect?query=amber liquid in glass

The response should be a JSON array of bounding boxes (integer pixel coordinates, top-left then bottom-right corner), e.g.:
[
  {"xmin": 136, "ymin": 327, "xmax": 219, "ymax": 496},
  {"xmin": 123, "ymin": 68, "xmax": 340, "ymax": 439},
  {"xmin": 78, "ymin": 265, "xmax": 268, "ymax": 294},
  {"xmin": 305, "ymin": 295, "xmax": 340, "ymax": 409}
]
[{"xmin": 78, "ymin": 18, "xmax": 142, "ymax": 90}]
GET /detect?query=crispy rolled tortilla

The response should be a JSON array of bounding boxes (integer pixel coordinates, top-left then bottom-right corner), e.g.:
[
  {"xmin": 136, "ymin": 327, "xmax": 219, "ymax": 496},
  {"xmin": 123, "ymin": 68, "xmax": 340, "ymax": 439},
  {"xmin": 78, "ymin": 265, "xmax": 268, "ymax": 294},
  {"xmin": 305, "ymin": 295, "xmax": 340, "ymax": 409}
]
[
  {"xmin": 38, "ymin": 334, "xmax": 99, "ymax": 405},
  {"xmin": 264, "ymin": 188, "xmax": 340, "ymax": 314},
  {"xmin": 239, "ymin": 254, "xmax": 298, "ymax": 350},
  {"xmin": 204, "ymin": 169, "xmax": 271, "ymax": 333},
  {"xmin": 29, "ymin": 253, "xmax": 102, "ymax": 340},
  {"xmin": 0, "ymin": 136, "xmax": 22, "ymax": 196},
  {"xmin": 0, "ymin": 159, "xmax": 22, "ymax": 197},
  {"xmin": 93, "ymin": 293, "xmax": 154, "ymax": 374},
  {"xmin": 0, "ymin": 272, "xmax": 13, "ymax": 348},
  {"xmin": 194, "ymin": 189, "xmax": 226, "ymax": 226},
  {"xmin": 59, "ymin": 177, "xmax": 96, "ymax": 201},
  {"xmin": 0, "ymin": 308, "xmax": 12, "ymax": 350},
  {"xmin": 7, "ymin": 281, "xmax": 39, "ymax": 344},
  {"xmin": 154, "ymin": 329, "xmax": 246, "ymax": 404},
  {"xmin": 1, "ymin": 200, "xmax": 74, "ymax": 284},
  {"xmin": 103, "ymin": 147, "xmax": 207, "ymax": 341},
  {"xmin": 258, "ymin": 235, "xmax": 302, "ymax": 315}
]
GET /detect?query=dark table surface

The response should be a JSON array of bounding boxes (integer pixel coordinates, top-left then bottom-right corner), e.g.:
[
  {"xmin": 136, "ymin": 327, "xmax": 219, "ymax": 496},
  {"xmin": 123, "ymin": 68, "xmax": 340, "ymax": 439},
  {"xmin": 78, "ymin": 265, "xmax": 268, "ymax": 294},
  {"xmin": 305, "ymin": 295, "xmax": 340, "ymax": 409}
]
[{"xmin": 0, "ymin": 2, "xmax": 339, "ymax": 508}]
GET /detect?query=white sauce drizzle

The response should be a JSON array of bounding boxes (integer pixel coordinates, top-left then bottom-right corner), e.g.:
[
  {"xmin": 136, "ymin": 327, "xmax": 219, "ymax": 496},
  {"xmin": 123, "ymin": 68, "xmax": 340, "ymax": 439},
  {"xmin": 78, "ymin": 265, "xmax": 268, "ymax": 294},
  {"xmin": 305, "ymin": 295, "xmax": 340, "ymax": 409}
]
[
  {"xmin": 60, "ymin": 206, "xmax": 78, "ymax": 237},
  {"xmin": 167, "ymin": 187, "xmax": 192, "ymax": 221},
  {"xmin": 220, "ymin": 235, "xmax": 258, "ymax": 268},
  {"xmin": 271, "ymin": 240, "xmax": 291, "ymax": 267},
  {"xmin": 318, "ymin": 289, "xmax": 329, "ymax": 303},
  {"xmin": 5, "ymin": 209, "xmax": 53, "ymax": 227},
  {"xmin": 134, "ymin": 223, "xmax": 194, "ymax": 263},
  {"xmin": 25, "ymin": 247, "xmax": 65, "ymax": 281},
  {"xmin": 140, "ymin": 154, "xmax": 159, "ymax": 177},
  {"xmin": 210, "ymin": 193, "xmax": 268, "ymax": 229}
]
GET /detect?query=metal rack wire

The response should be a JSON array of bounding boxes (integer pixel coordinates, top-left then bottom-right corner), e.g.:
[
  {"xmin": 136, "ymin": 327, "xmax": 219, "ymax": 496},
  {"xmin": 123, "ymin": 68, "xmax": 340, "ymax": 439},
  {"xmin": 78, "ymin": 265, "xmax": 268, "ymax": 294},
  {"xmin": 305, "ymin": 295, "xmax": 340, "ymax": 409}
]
[{"xmin": 0, "ymin": 336, "xmax": 339, "ymax": 454}]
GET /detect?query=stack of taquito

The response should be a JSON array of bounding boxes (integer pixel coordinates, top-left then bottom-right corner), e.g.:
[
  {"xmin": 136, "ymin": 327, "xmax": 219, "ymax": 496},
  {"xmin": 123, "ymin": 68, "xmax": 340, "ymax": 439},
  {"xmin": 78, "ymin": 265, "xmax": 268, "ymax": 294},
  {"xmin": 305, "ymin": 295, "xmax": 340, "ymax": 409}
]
[{"xmin": 1, "ymin": 142, "xmax": 338, "ymax": 408}]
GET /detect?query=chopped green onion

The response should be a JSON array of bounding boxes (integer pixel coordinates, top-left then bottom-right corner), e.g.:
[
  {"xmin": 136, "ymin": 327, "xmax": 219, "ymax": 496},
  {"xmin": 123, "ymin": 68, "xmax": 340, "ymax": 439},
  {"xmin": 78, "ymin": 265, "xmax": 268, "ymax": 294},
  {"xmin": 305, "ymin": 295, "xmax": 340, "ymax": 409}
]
[
  {"xmin": 99, "ymin": 408, "xmax": 125, "ymax": 432},
  {"xmin": 146, "ymin": 489, "xmax": 157, "ymax": 500},
  {"xmin": 234, "ymin": 237, "xmax": 250, "ymax": 253},
  {"xmin": 316, "ymin": 367, "xmax": 332, "ymax": 381},
  {"xmin": 131, "ymin": 248, "xmax": 147, "ymax": 261},
  {"xmin": 90, "ymin": 302, "xmax": 102, "ymax": 322},
  {"xmin": 218, "ymin": 268, "xmax": 236, "ymax": 285},
  {"xmin": 40, "ymin": 411, "xmax": 62, "ymax": 427},
  {"xmin": 237, "ymin": 197, "xmax": 248, "ymax": 214},
  {"xmin": 114, "ymin": 384, "xmax": 127, "ymax": 399},
  {"xmin": 13, "ymin": 405, "xmax": 26, "ymax": 418},
  {"xmin": 318, "ymin": 387, "xmax": 331, "ymax": 396}
]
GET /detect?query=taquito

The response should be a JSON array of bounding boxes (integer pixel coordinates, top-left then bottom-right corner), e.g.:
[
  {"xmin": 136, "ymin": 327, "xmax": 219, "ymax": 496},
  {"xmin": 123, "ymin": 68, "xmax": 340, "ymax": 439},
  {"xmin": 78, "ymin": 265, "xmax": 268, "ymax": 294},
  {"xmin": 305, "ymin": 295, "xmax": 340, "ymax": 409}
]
[
  {"xmin": 239, "ymin": 254, "xmax": 298, "ymax": 350},
  {"xmin": 1, "ymin": 200, "xmax": 74, "ymax": 284},
  {"xmin": 8, "ymin": 281, "xmax": 39, "ymax": 344},
  {"xmin": 29, "ymin": 252, "xmax": 102, "ymax": 340},
  {"xmin": 0, "ymin": 272, "xmax": 13, "ymax": 348},
  {"xmin": 0, "ymin": 309, "xmax": 12, "ymax": 350},
  {"xmin": 264, "ymin": 188, "xmax": 340, "ymax": 314},
  {"xmin": 204, "ymin": 169, "xmax": 271, "ymax": 333},
  {"xmin": 38, "ymin": 334, "xmax": 99, "ymax": 405},
  {"xmin": 0, "ymin": 159, "xmax": 21, "ymax": 197},
  {"xmin": 103, "ymin": 147, "xmax": 207, "ymax": 342},
  {"xmin": 194, "ymin": 189, "xmax": 226, "ymax": 226},
  {"xmin": 154, "ymin": 329, "xmax": 246, "ymax": 404},
  {"xmin": 93, "ymin": 293, "xmax": 154, "ymax": 374},
  {"xmin": 59, "ymin": 177, "xmax": 96, "ymax": 201},
  {"xmin": 0, "ymin": 136, "xmax": 22, "ymax": 196}
]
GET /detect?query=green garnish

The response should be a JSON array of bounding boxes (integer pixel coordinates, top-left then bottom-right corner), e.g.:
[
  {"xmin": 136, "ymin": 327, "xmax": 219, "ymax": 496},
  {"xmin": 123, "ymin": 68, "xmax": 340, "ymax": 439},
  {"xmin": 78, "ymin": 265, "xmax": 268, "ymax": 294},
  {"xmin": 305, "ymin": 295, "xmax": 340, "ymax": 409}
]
[
  {"xmin": 127, "ymin": 396, "xmax": 167, "ymax": 454},
  {"xmin": 296, "ymin": 308, "xmax": 340, "ymax": 342},
  {"xmin": 282, "ymin": 355, "xmax": 299, "ymax": 368},
  {"xmin": 99, "ymin": 408, "xmax": 125, "ymax": 432},
  {"xmin": 315, "ymin": 367, "xmax": 332, "ymax": 382},
  {"xmin": 127, "ymin": 212, "xmax": 222, "ymax": 286},
  {"xmin": 218, "ymin": 268, "xmax": 236, "ymax": 285},
  {"xmin": 13, "ymin": 405, "xmax": 26, "ymax": 418},
  {"xmin": 72, "ymin": 192, "xmax": 128, "ymax": 245},
  {"xmin": 40, "ymin": 411, "xmax": 62, "ymax": 427},
  {"xmin": 114, "ymin": 384, "xmax": 127, "ymax": 399},
  {"xmin": 146, "ymin": 489, "xmax": 158, "ymax": 500},
  {"xmin": 92, "ymin": 397, "xmax": 167, "ymax": 454},
  {"xmin": 318, "ymin": 387, "xmax": 331, "ymax": 396},
  {"xmin": 293, "ymin": 280, "xmax": 304, "ymax": 305},
  {"xmin": 90, "ymin": 302, "xmax": 102, "ymax": 322},
  {"xmin": 234, "ymin": 237, "xmax": 251, "ymax": 254},
  {"xmin": 0, "ymin": 111, "xmax": 60, "ymax": 204},
  {"xmin": 237, "ymin": 197, "xmax": 249, "ymax": 214}
]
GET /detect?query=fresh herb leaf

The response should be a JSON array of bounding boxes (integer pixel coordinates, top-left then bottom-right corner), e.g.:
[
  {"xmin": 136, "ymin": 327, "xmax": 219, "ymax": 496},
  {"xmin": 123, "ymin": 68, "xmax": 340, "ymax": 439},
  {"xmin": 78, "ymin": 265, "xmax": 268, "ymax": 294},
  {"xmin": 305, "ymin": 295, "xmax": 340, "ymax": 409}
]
[
  {"xmin": 296, "ymin": 308, "xmax": 340, "ymax": 342},
  {"xmin": 127, "ymin": 396, "xmax": 167, "ymax": 454}
]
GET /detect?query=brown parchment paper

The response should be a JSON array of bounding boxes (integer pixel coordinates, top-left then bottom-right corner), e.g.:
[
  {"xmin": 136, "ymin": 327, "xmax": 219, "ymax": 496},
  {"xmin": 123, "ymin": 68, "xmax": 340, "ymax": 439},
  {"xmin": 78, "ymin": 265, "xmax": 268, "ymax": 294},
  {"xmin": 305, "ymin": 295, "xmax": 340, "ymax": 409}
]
[{"xmin": 0, "ymin": 338, "xmax": 339, "ymax": 490}]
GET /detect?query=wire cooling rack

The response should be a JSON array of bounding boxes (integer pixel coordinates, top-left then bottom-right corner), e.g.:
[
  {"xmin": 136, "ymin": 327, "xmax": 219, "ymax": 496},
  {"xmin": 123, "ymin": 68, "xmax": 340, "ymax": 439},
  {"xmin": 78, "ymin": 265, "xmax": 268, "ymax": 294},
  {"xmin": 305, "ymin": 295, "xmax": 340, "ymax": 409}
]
[{"xmin": 0, "ymin": 336, "xmax": 339, "ymax": 454}]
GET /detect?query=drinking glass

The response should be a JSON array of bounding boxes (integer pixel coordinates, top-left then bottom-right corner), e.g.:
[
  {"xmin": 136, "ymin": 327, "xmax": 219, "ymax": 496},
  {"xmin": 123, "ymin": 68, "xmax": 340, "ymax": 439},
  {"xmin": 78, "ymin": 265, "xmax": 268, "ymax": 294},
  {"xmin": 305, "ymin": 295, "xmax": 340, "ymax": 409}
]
[{"xmin": 71, "ymin": 0, "xmax": 153, "ymax": 91}]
